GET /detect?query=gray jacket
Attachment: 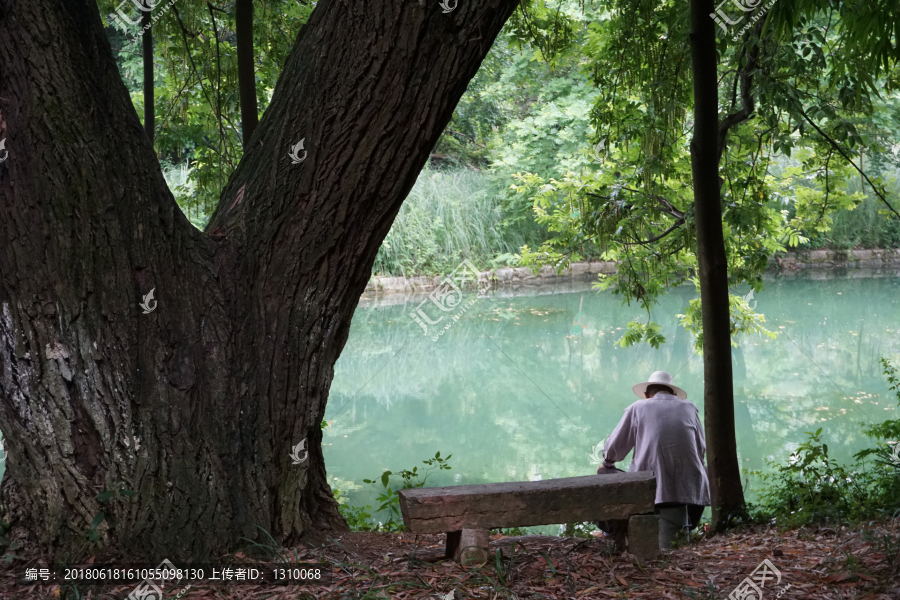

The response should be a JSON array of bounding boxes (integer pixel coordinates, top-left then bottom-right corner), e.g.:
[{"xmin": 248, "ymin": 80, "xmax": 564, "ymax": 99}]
[{"xmin": 602, "ymin": 393, "xmax": 711, "ymax": 506}]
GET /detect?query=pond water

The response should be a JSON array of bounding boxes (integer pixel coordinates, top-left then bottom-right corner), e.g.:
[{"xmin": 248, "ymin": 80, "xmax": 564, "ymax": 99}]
[{"xmin": 323, "ymin": 271, "xmax": 900, "ymax": 526}]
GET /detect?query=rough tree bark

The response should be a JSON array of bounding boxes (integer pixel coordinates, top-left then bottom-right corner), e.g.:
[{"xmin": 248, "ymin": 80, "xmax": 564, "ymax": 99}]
[
  {"xmin": 688, "ymin": 0, "xmax": 747, "ymax": 530},
  {"xmin": 0, "ymin": 0, "xmax": 519, "ymax": 560},
  {"xmin": 236, "ymin": 0, "xmax": 259, "ymax": 148},
  {"xmin": 142, "ymin": 10, "xmax": 154, "ymax": 144}
]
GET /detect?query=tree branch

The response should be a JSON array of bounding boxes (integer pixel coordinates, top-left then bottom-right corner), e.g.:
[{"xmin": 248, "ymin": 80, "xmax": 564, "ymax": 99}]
[
  {"xmin": 621, "ymin": 187, "xmax": 686, "ymax": 219},
  {"xmin": 717, "ymin": 20, "xmax": 764, "ymax": 162},
  {"xmin": 621, "ymin": 217, "xmax": 686, "ymax": 246}
]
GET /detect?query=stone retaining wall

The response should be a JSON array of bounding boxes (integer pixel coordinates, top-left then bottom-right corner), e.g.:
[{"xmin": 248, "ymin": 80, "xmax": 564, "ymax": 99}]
[
  {"xmin": 364, "ymin": 261, "xmax": 617, "ymax": 297},
  {"xmin": 363, "ymin": 249, "xmax": 900, "ymax": 297},
  {"xmin": 773, "ymin": 248, "xmax": 900, "ymax": 269}
]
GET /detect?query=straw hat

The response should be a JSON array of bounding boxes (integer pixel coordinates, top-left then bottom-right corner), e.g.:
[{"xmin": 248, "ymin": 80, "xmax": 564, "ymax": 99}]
[{"xmin": 632, "ymin": 370, "xmax": 687, "ymax": 399}]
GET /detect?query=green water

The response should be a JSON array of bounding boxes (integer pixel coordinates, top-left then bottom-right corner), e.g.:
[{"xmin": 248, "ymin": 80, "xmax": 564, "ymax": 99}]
[{"xmin": 323, "ymin": 272, "xmax": 900, "ymax": 524}]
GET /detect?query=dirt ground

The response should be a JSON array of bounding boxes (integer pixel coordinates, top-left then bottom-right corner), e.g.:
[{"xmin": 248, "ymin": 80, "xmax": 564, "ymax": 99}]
[{"xmin": 1, "ymin": 520, "xmax": 898, "ymax": 599}]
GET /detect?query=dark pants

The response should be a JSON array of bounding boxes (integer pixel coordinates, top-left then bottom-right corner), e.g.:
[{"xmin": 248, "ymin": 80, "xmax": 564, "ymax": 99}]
[
  {"xmin": 656, "ymin": 502, "xmax": 705, "ymax": 528},
  {"xmin": 594, "ymin": 466, "xmax": 705, "ymax": 549},
  {"xmin": 596, "ymin": 503, "xmax": 705, "ymax": 550}
]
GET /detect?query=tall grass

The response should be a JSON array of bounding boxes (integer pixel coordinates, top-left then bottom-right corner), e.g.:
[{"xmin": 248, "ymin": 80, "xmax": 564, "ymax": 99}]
[{"xmin": 371, "ymin": 166, "xmax": 533, "ymax": 276}]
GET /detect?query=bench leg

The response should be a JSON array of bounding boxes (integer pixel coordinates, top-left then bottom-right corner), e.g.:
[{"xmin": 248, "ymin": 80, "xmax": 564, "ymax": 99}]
[
  {"xmin": 446, "ymin": 528, "xmax": 490, "ymax": 564},
  {"xmin": 627, "ymin": 514, "xmax": 659, "ymax": 562}
]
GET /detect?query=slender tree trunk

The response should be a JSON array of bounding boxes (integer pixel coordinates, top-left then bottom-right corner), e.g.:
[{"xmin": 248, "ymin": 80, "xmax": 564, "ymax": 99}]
[
  {"xmin": 0, "ymin": 0, "xmax": 519, "ymax": 560},
  {"xmin": 236, "ymin": 0, "xmax": 259, "ymax": 148},
  {"xmin": 142, "ymin": 10, "xmax": 154, "ymax": 144},
  {"xmin": 688, "ymin": 0, "xmax": 747, "ymax": 531}
]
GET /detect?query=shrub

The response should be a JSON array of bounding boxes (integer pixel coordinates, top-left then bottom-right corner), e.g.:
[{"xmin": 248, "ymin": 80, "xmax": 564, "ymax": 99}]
[{"xmin": 749, "ymin": 359, "xmax": 900, "ymax": 526}]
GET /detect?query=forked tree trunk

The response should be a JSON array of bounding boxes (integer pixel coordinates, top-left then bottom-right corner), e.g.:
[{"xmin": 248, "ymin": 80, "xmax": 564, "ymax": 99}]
[
  {"xmin": 688, "ymin": 0, "xmax": 747, "ymax": 530},
  {"xmin": 0, "ymin": 0, "xmax": 518, "ymax": 560}
]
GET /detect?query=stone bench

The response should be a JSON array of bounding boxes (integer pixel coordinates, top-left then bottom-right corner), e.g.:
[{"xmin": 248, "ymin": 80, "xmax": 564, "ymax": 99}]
[{"xmin": 398, "ymin": 472, "xmax": 659, "ymax": 563}]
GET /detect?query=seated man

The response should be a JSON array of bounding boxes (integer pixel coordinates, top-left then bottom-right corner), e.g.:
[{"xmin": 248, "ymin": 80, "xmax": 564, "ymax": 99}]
[{"xmin": 598, "ymin": 371, "xmax": 710, "ymax": 550}]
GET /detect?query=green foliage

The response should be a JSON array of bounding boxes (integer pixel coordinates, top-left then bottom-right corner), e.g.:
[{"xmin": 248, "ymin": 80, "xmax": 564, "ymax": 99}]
[
  {"xmin": 806, "ymin": 191, "xmax": 900, "ymax": 250},
  {"xmin": 337, "ymin": 452, "xmax": 453, "ymax": 532},
  {"xmin": 371, "ymin": 167, "xmax": 526, "ymax": 276},
  {"xmin": 676, "ymin": 280, "xmax": 777, "ymax": 353},
  {"xmin": 333, "ymin": 488, "xmax": 376, "ymax": 533},
  {"xmin": 490, "ymin": 526, "xmax": 531, "ymax": 536},
  {"xmin": 94, "ymin": 482, "xmax": 137, "ymax": 503},
  {"xmin": 508, "ymin": 0, "xmax": 900, "ymax": 351},
  {"xmin": 99, "ymin": 0, "xmax": 900, "ymax": 346},
  {"xmin": 616, "ymin": 320, "xmax": 665, "ymax": 349},
  {"xmin": 84, "ymin": 482, "xmax": 137, "ymax": 546},
  {"xmin": 99, "ymin": 0, "xmax": 312, "ymax": 229},
  {"xmin": 561, "ymin": 522, "xmax": 596, "ymax": 538},
  {"xmin": 855, "ymin": 359, "xmax": 900, "ymax": 465},
  {"xmin": 749, "ymin": 360, "xmax": 900, "ymax": 526}
]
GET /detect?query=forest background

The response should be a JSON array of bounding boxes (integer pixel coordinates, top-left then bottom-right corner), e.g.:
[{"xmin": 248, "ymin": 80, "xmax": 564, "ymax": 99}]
[{"xmin": 101, "ymin": 0, "xmax": 900, "ymax": 282}]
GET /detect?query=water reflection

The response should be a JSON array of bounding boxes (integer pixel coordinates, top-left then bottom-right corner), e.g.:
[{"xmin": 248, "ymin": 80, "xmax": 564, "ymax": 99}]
[{"xmin": 325, "ymin": 272, "xmax": 900, "ymax": 517}]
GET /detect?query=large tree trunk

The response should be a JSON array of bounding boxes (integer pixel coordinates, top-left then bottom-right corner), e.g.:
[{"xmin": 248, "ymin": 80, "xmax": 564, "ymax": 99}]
[
  {"xmin": 235, "ymin": 0, "xmax": 259, "ymax": 148},
  {"xmin": 688, "ymin": 0, "xmax": 747, "ymax": 530},
  {"xmin": 0, "ymin": 0, "xmax": 518, "ymax": 560}
]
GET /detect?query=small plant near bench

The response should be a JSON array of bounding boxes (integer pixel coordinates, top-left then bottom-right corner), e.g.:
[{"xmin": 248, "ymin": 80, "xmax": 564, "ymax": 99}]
[{"xmin": 334, "ymin": 452, "xmax": 452, "ymax": 532}]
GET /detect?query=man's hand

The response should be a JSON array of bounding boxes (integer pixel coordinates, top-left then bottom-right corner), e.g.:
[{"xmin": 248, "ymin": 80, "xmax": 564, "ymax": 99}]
[{"xmin": 596, "ymin": 465, "xmax": 625, "ymax": 475}]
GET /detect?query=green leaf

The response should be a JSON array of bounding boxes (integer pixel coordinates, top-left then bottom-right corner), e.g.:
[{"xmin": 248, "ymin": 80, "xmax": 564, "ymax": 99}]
[{"xmin": 91, "ymin": 512, "xmax": 105, "ymax": 530}]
